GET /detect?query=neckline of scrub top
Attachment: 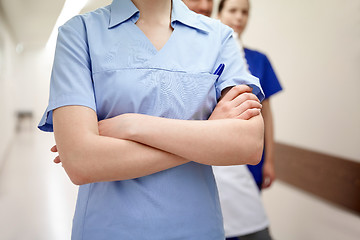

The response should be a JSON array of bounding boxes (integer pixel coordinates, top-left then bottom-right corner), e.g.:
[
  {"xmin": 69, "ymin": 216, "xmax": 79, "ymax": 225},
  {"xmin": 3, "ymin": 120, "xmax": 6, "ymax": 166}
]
[
  {"xmin": 130, "ymin": 22, "xmax": 178, "ymax": 54},
  {"xmin": 109, "ymin": 0, "xmax": 210, "ymax": 33}
]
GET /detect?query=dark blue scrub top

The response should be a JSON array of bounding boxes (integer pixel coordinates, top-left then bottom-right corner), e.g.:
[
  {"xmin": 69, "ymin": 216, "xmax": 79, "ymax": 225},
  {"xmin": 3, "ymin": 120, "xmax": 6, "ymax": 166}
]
[{"xmin": 244, "ymin": 47, "xmax": 282, "ymax": 190}]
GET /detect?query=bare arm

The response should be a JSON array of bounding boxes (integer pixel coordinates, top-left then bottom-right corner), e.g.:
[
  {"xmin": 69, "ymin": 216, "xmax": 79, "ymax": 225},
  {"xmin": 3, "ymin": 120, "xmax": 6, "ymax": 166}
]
[
  {"xmin": 104, "ymin": 114, "xmax": 263, "ymax": 166},
  {"xmin": 53, "ymin": 85, "xmax": 263, "ymax": 185},
  {"xmin": 261, "ymin": 99, "xmax": 276, "ymax": 188},
  {"xmin": 53, "ymin": 106, "xmax": 189, "ymax": 185},
  {"xmin": 99, "ymin": 85, "xmax": 264, "ymax": 166}
]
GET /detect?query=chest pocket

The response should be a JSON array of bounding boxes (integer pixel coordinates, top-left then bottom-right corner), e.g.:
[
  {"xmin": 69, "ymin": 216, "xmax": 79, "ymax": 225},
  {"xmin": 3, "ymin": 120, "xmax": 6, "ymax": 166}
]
[{"xmin": 93, "ymin": 68, "xmax": 218, "ymax": 120}]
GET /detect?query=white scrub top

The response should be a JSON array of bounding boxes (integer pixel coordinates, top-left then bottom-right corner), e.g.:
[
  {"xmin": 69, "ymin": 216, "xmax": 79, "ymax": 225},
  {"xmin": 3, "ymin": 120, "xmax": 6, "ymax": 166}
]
[{"xmin": 212, "ymin": 165, "xmax": 269, "ymax": 237}]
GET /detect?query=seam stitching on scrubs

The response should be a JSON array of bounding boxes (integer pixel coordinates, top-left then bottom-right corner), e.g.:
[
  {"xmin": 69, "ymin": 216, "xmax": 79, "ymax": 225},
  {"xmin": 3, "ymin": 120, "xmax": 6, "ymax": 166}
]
[
  {"xmin": 92, "ymin": 67, "xmax": 211, "ymax": 75},
  {"xmin": 80, "ymin": 183, "xmax": 93, "ymax": 240}
]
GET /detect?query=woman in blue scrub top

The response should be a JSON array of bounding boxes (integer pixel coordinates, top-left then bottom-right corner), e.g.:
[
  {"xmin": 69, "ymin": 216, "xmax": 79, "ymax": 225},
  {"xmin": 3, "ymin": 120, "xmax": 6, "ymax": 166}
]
[
  {"xmin": 218, "ymin": 0, "xmax": 283, "ymax": 191},
  {"xmin": 39, "ymin": 0, "xmax": 265, "ymax": 239}
]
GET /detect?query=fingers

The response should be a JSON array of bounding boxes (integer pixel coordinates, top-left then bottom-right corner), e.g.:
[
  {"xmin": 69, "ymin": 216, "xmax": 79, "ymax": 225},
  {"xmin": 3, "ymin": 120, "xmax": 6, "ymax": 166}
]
[
  {"xmin": 262, "ymin": 174, "xmax": 276, "ymax": 189},
  {"xmin": 233, "ymin": 99, "xmax": 262, "ymax": 120},
  {"xmin": 235, "ymin": 99, "xmax": 262, "ymax": 113},
  {"xmin": 233, "ymin": 92, "xmax": 260, "ymax": 106},
  {"xmin": 51, "ymin": 145, "xmax": 61, "ymax": 164},
  {"xmin": 53, "ymin": 155, "xmax": 61, "ymax": 164},
  {"xmin": 210, "ymin": 85, "xmax": 261, "ymax": 120},
  {"xmin": 98, "ymin": 119, "xmax": 110, "ymax": 137},
  {"xmin": 220, "ymin": 85, "xmax": 253, "ymax": 102},
  {"xmin": 222, "ymin": 88, "xmax": 261, "ymax": 117},
  {"xmin": 211, "ymin": 99, "xmax": 261, "ymax": 120},
  {"xmin": 262, "ymin": 177, "xmax": 272, "ymax": 189},
  {"xmin": 51, "ymin": 145, "xmax": 58, "ymax": 152},
  {"xmin": 237, "ymin": 108, "xmax": 261, "ymax": 120}
]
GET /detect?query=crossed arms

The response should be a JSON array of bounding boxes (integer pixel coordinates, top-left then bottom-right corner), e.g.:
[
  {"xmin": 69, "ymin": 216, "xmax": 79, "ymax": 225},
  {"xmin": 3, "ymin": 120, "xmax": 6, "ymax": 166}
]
[{"xmin": 52, "ymin": 85, "xmax": 264, "ymax": 185}]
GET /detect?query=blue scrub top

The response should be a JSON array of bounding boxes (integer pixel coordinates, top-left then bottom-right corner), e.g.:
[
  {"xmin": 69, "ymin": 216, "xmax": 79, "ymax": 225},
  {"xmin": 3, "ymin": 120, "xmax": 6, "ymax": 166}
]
[
  {"xmin": 244, "ymin": 47, "xmax": 282, "ymax": 190},
  {"xmin": 38, "ymin": 0, "xmax": 264, "ymax": 239}
]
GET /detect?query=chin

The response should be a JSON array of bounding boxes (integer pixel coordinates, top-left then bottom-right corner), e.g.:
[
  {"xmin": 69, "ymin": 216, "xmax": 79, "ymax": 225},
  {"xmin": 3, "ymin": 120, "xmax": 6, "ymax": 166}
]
[{"xmin": 236, "ymin": 29, "xmax": 243, "ymax": 36}]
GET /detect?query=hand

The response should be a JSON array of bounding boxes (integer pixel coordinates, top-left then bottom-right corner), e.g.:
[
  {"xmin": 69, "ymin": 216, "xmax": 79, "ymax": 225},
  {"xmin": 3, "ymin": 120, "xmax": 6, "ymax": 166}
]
[
  {"xmin": 262, "ymin": 161, "xmax": 276, "ymax": 189},
  {"xmin": 51, "ymin": 145, "xmax": 61, "ymax": 164},
  {"xmin": 209, "ymin": 85, "xmax": 262, "ymax": 120}
]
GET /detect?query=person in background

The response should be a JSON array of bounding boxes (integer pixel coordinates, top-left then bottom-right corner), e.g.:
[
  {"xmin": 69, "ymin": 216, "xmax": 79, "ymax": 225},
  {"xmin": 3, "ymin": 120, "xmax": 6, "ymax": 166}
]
[
  {"xmin": 182, "ymin": 0, "xmax": 213, "ymax": 17},
  {"xmin": 184, "ymin": 0, "xmax": 280, "ymax": 239},
  {"xmin": 218, "ymin": 0, "xmax": 283, "ymax": 191}
]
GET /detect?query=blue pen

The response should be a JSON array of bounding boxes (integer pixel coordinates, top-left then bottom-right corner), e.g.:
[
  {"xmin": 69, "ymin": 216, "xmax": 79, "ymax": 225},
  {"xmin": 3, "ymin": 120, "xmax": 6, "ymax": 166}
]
[
  {"xmin": 214, "ymin": 64, "xmax": 225, "ymax": 100},
  {"xmin": 213, "ymin": 63, "xmax": 225, "ymax": 81}
]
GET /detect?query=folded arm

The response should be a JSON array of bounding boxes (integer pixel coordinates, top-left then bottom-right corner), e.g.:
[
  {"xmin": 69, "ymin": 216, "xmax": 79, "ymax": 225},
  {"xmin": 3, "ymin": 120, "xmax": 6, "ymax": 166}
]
[
  {"xmin": 53, "ymin": 85, "xmax": 263, "ymax": 185},
  {"xmin": 99, "ymin": 85, "xmax": 264, "ymax": 166},
  {"xmin": 53, "ymin": 106, "xmax": 189, "ymax": 185},
  {"xmin": 103, "ymin": 113, "xmax": 263, "ymax": 166}
]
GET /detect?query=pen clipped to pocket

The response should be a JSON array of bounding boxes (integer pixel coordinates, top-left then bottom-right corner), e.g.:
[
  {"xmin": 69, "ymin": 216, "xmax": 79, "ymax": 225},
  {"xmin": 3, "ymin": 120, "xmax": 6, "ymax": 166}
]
[
  {"xmin": 213, "ymin": 63, "xmax": 225, "ymax": 100},
  {"xmin": 213, "ymin": 63, "xmax": 225, "ymax": 81}
]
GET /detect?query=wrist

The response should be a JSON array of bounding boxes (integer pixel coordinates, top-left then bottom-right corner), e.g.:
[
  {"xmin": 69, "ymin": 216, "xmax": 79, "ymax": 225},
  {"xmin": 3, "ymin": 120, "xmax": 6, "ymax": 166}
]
[
  {"xmin": 263, "ymin": 158, "xmax": 274, "ymax": 167},
  {"xmin": 121, "ymin": 113, "xmax": 139, "ymax": 140}
]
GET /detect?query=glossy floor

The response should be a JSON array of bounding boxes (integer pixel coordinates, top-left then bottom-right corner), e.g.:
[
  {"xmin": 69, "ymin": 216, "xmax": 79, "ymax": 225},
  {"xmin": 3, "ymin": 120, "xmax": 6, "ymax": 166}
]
[{"xmin": 0, "ymin": 120, "xmax": 77, "ymax": 240}]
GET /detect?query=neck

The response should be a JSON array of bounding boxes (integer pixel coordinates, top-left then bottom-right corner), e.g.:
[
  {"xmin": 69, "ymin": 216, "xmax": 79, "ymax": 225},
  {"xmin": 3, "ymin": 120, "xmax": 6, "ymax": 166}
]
[{"xmin": 131, "ymin": 0, "xmax": 172, "ymax": 24}]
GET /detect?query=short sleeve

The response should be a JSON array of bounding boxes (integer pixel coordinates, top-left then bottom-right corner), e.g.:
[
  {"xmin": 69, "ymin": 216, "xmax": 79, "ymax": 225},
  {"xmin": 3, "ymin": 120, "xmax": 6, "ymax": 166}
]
[
  {"xmin": 38, "ymin": 17, "xmax": 96, "ymax": 132},
  {"xmin": 260, "ymin": 55, "xmax": 282, "ymax": 99},
  {"xmin": 213, "ymin": 27, "xmax": 264, "ymax": 101}
]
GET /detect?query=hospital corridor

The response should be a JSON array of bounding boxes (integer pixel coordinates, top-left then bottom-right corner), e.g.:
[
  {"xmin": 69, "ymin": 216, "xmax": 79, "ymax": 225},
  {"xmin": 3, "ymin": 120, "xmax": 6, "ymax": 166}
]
[{"xmin": 1, "ymin": 0, "xmax": 360, "ymax": 239}]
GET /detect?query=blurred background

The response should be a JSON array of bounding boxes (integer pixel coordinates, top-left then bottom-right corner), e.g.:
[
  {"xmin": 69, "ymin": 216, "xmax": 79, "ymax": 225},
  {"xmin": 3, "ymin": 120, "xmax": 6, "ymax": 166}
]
[{"xmin": 0, "ymin": 0, "xmax": 359, "ymax": 239}]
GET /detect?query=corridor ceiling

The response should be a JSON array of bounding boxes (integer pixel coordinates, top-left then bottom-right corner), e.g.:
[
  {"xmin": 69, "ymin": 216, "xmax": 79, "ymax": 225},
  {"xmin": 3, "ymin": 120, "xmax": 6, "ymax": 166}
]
[{"xmin": 0, "ymin": 0, "xmax": 111, "ymax": 50}]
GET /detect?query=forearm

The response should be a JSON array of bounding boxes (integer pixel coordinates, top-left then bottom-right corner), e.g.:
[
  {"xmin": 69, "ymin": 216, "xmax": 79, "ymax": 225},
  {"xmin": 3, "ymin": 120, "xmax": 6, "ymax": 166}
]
[
  {"xmin": 94, "ymin": 85, "xmax": 263, "ymax": 168},
  {"xmin": 262, "ymin": 99, "xmax": 275, "ymax": 165},
  {"xmin": 125, "ymin": 113, "xmax": 264, "ymax": 166},
  {"xmin": 64, "ymin": 135, "xmax": 188, "ymax": 185},
  {"xmin": 53, "ymin": 106, "xmax": 188, "ymax": 185},
  {"xmin": 264, "ymin": 129, "xmax": 275, "ymax": 166}
]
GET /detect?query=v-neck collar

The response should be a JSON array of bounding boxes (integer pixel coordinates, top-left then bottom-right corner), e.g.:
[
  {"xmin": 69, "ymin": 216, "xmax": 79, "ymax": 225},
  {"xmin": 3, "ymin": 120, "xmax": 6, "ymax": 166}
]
[
  {"xmin": 109, "ymin": 0, "xmax": 210, "ymax": 34},
  {"xmin": 130, "ymin": 22, "xmax": 177, "ymax": 54}
]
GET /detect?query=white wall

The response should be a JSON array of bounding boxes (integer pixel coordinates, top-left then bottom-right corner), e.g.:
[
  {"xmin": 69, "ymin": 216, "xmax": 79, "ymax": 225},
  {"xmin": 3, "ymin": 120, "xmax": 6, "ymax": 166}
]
[
  {"xmin": 263, "ymin": 181, "xmax": 360, "ymax": 240},
  {"xmin": 240, "ymin": 0, "xmax": 360, "ymax": 162},
  {"xmin": 0, "ymin": 16, "xmax": 16, "ymax": 165}
]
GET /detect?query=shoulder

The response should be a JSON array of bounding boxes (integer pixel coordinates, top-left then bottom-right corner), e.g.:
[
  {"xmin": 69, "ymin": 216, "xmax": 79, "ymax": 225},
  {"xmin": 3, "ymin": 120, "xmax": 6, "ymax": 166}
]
[
  {"xmin": 175, "ymin": 0, "xmax": 233, "ymax": 39},
  {"xmin": 195, "ymin": 15, "xmax": 234, "ymax": 45},
  {"xmin": 177, "ymin": 2, "xmax": 233, "ymax": 43},
  {"xmin": 60, "ymin": 6, "xmax": 111, "ymax": 33},
  {"xmin": 244, "ymin": 47, "xmax": 268, "ymax": 61},
  {"xmin": 202, "ymin": 14, "xmax": 233, "ymax": 34}
]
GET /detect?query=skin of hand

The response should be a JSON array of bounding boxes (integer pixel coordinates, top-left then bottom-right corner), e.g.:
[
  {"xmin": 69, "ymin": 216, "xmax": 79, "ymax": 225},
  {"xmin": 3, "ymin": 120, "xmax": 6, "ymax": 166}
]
[
  {"xmin": 260, "ymin": 99, "xmax": 276, "ymax": 189},
  {"xmin": 262, "ymin": 160, "xmax": 275, "ymax": 189},
  {"xmin": 51, "ymin": 85, "xmax": 262, "ymax": 163},
  {"xmin": 209, "ymin": 85, "xmax": 261, "ymax": 120}
]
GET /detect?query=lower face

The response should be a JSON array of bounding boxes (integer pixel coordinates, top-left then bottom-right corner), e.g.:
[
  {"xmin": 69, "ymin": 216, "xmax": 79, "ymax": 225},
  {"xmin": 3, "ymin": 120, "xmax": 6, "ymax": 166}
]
[{"xmin": 183, "ymin": 0, "xmax": 214, "ymax": 17}]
